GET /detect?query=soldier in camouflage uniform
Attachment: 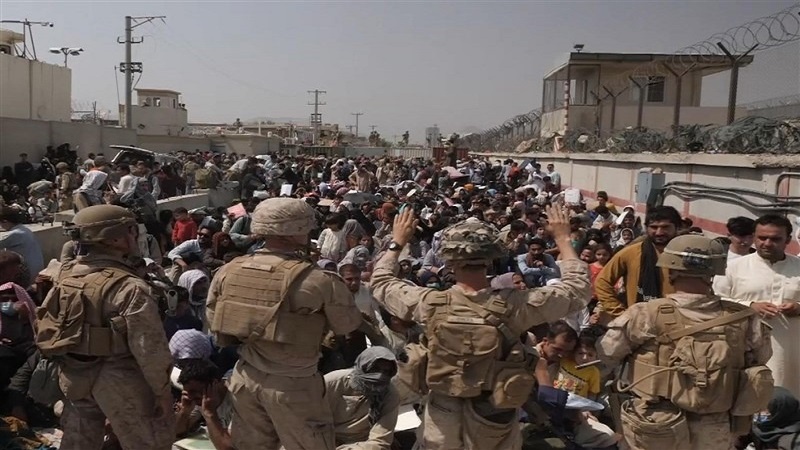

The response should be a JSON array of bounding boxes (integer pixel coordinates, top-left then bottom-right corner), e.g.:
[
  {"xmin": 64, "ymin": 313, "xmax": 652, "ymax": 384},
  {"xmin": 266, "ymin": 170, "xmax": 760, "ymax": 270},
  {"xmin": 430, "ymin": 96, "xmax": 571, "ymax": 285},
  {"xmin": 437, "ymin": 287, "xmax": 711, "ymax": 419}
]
[
  {"xmin": 597, "ymin": 234, "xmax": 774, "ymax": 450},
  {"xmin": 36, "ymin": 205, "xmax": 175, "ymax": 450},
  {"xmin": 370, "ymin": 206, "xmax": 591, "ymax": 450},
  {"xmin": 207, "ymin": 197, "xmax": 363, "ymax": 449}
]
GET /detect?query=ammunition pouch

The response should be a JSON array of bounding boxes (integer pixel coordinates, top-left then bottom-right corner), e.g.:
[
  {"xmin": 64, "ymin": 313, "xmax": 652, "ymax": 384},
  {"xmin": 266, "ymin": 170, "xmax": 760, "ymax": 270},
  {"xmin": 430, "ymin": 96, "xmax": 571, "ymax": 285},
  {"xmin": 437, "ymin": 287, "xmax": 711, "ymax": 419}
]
[
  {"xmin": 620, "ymin": 400, "xmax": 690, "ymax": 450},
  {"xmin": 396, "ymin": 342, "xmax": 429, "ymax": 396},
  {"xmin": 731, "ymin": 365, "xmax": 774, "ymax": 417},
  {"xmin": 489, "ymin": 362, "xmax": 536, "ymax": 410}
]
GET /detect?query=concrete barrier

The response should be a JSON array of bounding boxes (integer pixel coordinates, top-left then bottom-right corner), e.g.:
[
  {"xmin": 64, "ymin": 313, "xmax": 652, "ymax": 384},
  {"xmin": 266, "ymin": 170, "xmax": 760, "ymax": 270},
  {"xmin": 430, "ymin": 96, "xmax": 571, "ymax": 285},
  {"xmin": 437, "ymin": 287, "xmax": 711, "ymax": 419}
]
[
  {"xmin": 482, "ymin": 151, "xmax": 800, "ymax": 248},
  {"xmin": 26, "ymin": 193, "xmax": 211, "ymax": 263}
]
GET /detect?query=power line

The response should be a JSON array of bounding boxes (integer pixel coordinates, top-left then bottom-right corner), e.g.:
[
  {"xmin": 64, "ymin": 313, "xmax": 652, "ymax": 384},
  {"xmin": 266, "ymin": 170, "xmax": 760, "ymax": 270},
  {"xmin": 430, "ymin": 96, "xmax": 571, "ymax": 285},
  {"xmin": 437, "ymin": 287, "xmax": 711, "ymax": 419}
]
[
  {"xmin": 151, "ymin": 21, "xmax": 299, "ymax": 100},
  {"xmin": 307, "ymin": 89, "xmax": 327, "ymax": 145}
]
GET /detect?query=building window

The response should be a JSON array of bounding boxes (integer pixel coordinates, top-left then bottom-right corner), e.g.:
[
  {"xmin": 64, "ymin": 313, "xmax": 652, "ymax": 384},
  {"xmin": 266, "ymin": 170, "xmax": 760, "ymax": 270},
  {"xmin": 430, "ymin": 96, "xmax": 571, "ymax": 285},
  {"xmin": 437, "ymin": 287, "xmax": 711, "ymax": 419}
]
[
  {"xmin": 154, "ymin": 97, "xmax": 161, "ymax": 107},
  {"xmin": 172, "ymin": 98, "xmax": 177, "ymax": 108},
  {"xmin": 647, "ymin": 77, "xmax": 665, "ymax": 102},
  {"xmin": 630, "ymin": 76, "xmax": 666, "ymax": 103}
]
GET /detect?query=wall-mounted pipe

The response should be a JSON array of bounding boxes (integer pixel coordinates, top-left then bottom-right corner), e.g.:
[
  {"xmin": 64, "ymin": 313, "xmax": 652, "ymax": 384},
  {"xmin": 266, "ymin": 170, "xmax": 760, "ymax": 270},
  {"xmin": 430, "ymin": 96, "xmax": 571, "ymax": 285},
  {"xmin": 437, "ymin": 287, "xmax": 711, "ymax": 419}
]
[{"xmin": 775, "ymin": 172, "xmax": 800, "ymax": 197}]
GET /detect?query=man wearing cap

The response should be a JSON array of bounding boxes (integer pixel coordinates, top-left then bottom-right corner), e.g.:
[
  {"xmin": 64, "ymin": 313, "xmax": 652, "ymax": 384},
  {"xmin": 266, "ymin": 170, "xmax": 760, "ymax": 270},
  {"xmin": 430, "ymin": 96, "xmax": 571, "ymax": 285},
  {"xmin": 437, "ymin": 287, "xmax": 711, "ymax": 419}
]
[
  {"xmin": 370, "ymin": 206, "xmax": 591, "ymax": 449},
  {"xmin": 207, "ymin": 197, "xmax": 363, "ymax": 449},
  {"xmin": 35, "ymin": 205, "xmax": 174, "ymax": 449},
  {"xmin": 597, "ymin": 234, "xmax": 772, "ymax": 450}
]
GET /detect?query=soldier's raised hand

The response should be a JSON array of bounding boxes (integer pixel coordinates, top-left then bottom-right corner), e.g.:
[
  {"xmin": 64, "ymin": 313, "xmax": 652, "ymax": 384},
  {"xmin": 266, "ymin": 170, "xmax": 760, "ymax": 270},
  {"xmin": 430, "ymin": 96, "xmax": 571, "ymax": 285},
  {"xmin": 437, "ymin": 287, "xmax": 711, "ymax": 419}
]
[
  {"xmin": 392, "ymin": 207, "xmax": 418, "ymax": 247},
  {"xmin": 545, "ymin": 204, "xmax": 571, "ymax": 240}
]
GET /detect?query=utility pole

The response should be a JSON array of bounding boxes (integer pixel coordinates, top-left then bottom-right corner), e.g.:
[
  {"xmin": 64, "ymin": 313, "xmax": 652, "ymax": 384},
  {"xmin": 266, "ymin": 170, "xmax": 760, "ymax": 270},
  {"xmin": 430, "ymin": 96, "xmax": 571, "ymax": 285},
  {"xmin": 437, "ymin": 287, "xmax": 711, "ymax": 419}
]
[
  {"xmin": 119, "ymin": 15, "xmax": 165, "ymax": 129},
  {"xmin": 351, "ymin": 112, "xmax": 364, "ymax": 138},
  {"xmin": 307, "ymin": 89, "xmax": 327, "ymax": 144},
  {"xmin": 346, "ymin": 125, "xmax": 355, "ymax": 134},
  {"xmin": 369, "ymin": 125, "xmax": 377, "ymax": 132}
]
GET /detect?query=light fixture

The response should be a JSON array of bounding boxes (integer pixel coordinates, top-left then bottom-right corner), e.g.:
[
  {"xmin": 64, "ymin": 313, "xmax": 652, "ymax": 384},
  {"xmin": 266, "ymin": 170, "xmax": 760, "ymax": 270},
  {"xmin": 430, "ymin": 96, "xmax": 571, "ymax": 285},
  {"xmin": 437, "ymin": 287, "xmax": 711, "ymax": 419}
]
[
  {"xmin": 49, "ymin": 47, "xmax": 83, "ymax": 67},
  {"xmin": 574, "ymin": 44, "xmax": 585, "ymax": 53}
]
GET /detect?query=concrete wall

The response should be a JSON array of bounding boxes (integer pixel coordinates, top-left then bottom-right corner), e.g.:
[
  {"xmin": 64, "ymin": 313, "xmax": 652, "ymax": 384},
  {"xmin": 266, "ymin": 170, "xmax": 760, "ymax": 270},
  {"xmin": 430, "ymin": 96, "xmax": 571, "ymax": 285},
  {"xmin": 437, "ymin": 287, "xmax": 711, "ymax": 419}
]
[
  {"xmin": 137, "ymin": 134, "xmax": 211, "ymax": 154},
  {"xmin": 217, "ymin": 135, "xmax": 273, "ymax": 155},
  {"xmin": 485, "ymin": 152, "xmax": 800, "ymax": 244},
  {"xmin": 130, "ymin": 105, "xmax": 188, "ymax": 136},
  {"xmin": 0, "ymin": 117, "xmax": 138, "ymax": 168},
  {"xmin": 0, "ymin": 54, "xmax": 72, "ymax": 122},
  {"xmin": 28, "ymin": 193, "xmax": 212, "ymax": 263},
  {"xmin": 345, "ymin": 147, "xmax": 389, "ymax": 158}
]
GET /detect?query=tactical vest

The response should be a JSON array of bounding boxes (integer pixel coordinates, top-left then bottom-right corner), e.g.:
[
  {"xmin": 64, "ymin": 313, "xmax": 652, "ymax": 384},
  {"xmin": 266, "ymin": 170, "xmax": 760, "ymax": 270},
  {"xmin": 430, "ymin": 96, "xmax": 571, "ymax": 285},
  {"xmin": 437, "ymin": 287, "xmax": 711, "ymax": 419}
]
[
  {"xmin": 209, "ymin": 254, "xmax": 323, "ymax": 355},
  {"xmin": 622, "ymin": 297, "xmax": 757, "ymax": 414},
  {"xmin": 422, "ymin": 290, "xmax": 535, "ymax": 409},
  {"xmin": 36, "ymin": 264, "xmax": 134, "ymax": 358}
]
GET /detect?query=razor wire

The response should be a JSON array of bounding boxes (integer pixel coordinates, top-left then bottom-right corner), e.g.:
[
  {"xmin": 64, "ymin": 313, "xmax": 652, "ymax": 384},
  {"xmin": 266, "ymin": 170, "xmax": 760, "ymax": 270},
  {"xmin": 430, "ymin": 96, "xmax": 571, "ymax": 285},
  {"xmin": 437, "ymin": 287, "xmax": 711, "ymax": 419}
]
[
  {"xmin": 604, "ymin": 3, "xmax": 800, "ymax": 94},
  {"xmin": 471, "ymin": 3, "xmax": 800, "ymax": 153},
  {"xmin": 549, "ymin": 117, "xmax": 800, "ymax": 154}
]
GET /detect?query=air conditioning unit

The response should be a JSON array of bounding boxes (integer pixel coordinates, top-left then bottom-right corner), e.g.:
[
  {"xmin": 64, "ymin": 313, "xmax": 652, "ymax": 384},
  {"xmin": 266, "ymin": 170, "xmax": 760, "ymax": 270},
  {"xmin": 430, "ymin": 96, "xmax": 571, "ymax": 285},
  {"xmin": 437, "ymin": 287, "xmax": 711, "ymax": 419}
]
[{"xmin": 0, "ymin": 44, "xmax": 12, "ymax": 55}]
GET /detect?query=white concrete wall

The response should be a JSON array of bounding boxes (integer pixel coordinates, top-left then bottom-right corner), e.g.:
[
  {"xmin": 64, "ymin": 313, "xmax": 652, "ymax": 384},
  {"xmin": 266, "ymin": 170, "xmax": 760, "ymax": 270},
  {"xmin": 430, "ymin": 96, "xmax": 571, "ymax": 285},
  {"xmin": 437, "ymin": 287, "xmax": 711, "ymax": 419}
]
[
  {"xmin": 130, "ymin": 105, "xmax": 188, "ymax": 136},
  {"xmin": 484, "ymin": 151, "xmax": 800, "ymax": 248},
  {"xmin": 30, "ymin": 193, "xmax": 212, "ymax": 263},
  {"xmin": 0, "ymin": 117, "xmax": 138, "ymax": 168},
  {"xmin": 0, "ymin": 54, "xmax": 71, "ymax": 122},
  {"xmin": 597, "ymin": 104, "xmax": 747, "ymax": 133}
]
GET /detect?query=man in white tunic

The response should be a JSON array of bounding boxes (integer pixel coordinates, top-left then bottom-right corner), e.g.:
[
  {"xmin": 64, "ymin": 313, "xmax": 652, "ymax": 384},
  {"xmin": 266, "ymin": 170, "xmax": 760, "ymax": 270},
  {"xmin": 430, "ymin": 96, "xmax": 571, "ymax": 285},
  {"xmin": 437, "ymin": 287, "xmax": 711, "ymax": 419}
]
[{"xmin": 715, "ymin": 214, "xmax": 800, "ymax": 397}]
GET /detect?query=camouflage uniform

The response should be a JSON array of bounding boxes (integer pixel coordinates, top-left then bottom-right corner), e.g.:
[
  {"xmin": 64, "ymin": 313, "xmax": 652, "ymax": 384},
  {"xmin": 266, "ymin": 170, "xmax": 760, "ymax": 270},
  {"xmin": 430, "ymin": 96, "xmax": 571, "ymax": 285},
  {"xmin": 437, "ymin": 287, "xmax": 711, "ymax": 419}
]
[
  {"xmin": 56, "ymin": 163, "xmax": 75, "ymax": 212},
  {"xmin": 37, "ymin": 205, "xmax": 174, "ymax": 450},
  {"xmin": 597, "ymin": 235, "xmax": 773, "ymax": 450},
  {"xmin": 370, "ymin": 220, "xmax": 591, "ymax": 450},
  {"xmin": 207, "ymin": 197, "xmax": 362, "ymax": 450}
]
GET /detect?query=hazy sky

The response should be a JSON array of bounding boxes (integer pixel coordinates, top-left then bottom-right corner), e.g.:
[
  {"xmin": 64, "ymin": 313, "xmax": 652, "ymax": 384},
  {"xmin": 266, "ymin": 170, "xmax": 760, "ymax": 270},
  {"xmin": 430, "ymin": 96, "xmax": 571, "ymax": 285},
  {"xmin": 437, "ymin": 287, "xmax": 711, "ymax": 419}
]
[{"xmin": 2, "ymin": 1, "xmax": 798, "ymax": 143}]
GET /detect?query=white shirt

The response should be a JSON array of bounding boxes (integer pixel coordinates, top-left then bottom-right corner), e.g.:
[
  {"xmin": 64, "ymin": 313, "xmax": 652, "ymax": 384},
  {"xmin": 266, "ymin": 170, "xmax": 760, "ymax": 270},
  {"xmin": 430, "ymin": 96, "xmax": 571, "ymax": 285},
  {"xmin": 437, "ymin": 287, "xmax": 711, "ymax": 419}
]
[
  {"xmin": 117, "ymin": 174, "xmax": 137, "ymax": 195},
  {"xmin": 714, "ymin": 252, "xmax": 800, "ymax": 397}
]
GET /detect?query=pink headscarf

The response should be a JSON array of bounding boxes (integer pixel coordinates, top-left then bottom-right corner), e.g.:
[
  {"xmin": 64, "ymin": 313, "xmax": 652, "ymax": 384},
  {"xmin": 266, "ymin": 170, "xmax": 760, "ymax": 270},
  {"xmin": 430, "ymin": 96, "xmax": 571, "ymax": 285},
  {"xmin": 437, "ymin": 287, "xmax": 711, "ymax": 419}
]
[{"xmin": 0, "ymin": 282, "xmax": 37, "ymax": 334}]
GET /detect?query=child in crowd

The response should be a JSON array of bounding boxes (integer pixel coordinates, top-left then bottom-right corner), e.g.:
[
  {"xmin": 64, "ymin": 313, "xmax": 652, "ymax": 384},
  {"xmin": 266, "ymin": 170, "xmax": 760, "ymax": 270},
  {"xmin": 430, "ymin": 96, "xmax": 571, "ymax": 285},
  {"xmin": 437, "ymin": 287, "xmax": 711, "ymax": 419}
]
[
  {"xmin": 555, "ymin": 333, "xmax": 621, "ymax": 449},
  {"xmin": 590, "ymin": 243, "xmax": 614, "ymax": 300},
  {"xmin": 172, "ymin": 207, "xmax": 198, "ymax": 247},
  {"xmin": 554, "ymin": 334, "xmax": 601, "ymax": 400}
]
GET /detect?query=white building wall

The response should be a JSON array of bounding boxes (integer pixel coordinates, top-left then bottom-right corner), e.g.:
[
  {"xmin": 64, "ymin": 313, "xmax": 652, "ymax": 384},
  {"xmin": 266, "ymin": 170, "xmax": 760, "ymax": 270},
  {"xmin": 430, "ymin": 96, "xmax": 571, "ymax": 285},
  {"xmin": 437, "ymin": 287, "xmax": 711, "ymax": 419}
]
[{"xmin": 0, "ymin": 53, "xmax": 71, "ymax": 121}]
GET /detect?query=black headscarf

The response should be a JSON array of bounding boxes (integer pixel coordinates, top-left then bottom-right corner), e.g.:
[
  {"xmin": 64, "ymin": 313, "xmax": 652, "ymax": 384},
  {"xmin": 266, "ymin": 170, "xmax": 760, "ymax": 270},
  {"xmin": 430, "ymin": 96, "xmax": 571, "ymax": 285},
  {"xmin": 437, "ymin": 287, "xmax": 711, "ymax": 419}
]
[{"xmin": 753, "ymin": 387, "xmax": 800, "ymax": 446}]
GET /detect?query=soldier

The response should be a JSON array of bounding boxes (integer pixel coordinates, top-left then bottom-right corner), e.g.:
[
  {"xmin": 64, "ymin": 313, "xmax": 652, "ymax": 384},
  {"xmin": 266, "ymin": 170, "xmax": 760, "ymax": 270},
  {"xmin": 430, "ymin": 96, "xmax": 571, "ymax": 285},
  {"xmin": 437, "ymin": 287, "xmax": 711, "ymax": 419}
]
[
  {"xmin": 35, "ymin": 204, "xmax": 175, "ymax": 450},
  {"xmin": 597, "ymin": 234, "xmax": 774, "ymax": 450},
  {"xmin": 207, "ymin": 197, "xmax": 363, "ymax": 449},
  {"xmin": 56, "ymin": 162, "xmax": 77, "ymax": 212},
  {"xmin": 370, "ymin": 205, "xmax": 591, "ymax": 450}
]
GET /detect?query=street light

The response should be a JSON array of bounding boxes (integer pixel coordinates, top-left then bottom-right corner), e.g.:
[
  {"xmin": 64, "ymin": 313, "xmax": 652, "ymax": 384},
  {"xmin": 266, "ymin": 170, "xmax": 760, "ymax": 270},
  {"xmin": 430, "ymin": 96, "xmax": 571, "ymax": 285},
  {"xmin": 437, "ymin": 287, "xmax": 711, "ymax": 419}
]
[{"xmin": 49, "ymin": 47, "xmax": 83, "ymax": 67}]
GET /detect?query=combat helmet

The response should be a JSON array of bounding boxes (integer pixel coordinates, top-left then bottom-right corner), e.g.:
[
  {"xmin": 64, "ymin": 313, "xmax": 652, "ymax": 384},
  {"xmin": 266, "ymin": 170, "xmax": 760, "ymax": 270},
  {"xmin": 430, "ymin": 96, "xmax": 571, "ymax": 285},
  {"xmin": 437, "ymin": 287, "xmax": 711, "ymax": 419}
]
[
  {"xmin": 71, "ymin": 204, "xmax": 138, "ymax": 243},
  {"xmin": 656, "ymin": 233, "xmax": 727, "ymax": 277},
  {"xmin": 251, "ymin": 197, "xmax": 316, "ymax": 236},
  {"xmin": 436, "ymin": 219, "xmax": 506, "ymax": 264}
]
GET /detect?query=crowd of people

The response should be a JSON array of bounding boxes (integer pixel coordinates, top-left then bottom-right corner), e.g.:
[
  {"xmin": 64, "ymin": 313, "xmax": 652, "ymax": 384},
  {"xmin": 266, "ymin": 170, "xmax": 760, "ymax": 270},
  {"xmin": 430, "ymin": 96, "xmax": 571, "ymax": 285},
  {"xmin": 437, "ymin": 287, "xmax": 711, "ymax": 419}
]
[{"xmin": 0, "ymin": 149, "xmax": 799, "ymax": 450}]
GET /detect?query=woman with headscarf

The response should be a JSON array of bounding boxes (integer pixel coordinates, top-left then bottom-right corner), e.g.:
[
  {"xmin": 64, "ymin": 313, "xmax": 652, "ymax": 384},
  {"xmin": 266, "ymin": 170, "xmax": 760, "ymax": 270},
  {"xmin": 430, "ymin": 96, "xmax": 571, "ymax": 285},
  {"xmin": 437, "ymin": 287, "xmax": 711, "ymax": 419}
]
[
  {"xmin": 339, "ymin": 246, "xmax": 372, "ymax": 273},
  {"xmin": 417, "ymin": 270, "xmax": 442, "ymax": 290},
  {"xmin": 747, "ymin": 386, "xmax": 800, "ymax": 450},
  {"xmin": 177, "ymin": 269, "xmax": 210, "ymax": 328},
  {"xmin": 490, "ymin": 272, "xmax": 527, "ymax": 291},
  {"xmin": 324, "ymin": 346, "xmax": 400, "ymax": 449},
  {"xmin": 317, "ymin": 259, "xmax": 338, "ymax": 272}
]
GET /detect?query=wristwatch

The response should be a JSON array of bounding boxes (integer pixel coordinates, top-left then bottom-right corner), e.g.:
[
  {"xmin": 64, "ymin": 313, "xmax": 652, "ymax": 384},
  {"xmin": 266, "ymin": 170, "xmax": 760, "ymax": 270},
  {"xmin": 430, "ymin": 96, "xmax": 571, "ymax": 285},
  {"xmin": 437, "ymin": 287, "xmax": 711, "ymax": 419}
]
[{"xmin": 388, "ymin": 241, "xmax": 404, "ymax": 252}]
